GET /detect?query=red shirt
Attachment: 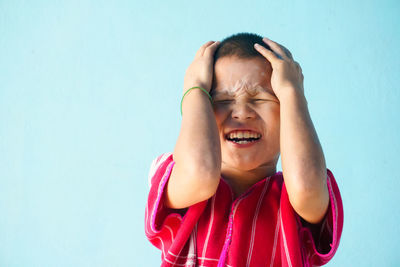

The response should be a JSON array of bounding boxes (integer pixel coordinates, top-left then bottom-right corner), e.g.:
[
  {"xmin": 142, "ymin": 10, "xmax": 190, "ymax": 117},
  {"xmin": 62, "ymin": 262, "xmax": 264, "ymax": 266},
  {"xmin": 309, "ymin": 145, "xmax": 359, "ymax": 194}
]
[{"xmin": 145, "ymin": 153, "xmax": 344, "ymax": 267}]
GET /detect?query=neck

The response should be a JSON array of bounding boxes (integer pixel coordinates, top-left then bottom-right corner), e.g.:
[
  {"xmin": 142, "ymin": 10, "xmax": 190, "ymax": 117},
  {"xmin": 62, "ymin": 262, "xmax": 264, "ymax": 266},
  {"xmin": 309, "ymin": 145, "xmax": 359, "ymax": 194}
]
[{"xmin": 221, "ymin": 162, "xmax": 277, "ymax": 198}]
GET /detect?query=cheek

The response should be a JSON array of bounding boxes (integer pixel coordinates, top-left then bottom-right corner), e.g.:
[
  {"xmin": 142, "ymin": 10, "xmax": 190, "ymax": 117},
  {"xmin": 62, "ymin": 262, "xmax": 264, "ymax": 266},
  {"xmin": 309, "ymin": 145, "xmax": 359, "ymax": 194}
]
[
  {"xmin": 269, "ymin": 104, "xmax": 280, "ymax": 119},
  {"xmin": 270, "ymin": 110, "xmax": 281, "ymax": 134},
  {"xmin": 259, "ymin": 105, "xmax": 280, "ymax": 128},
  {"xmin": 213, "ymin": 106, "xmax": 233, "ymax": 139},
  {"xmin": 213, "ymin": 105, "xmax": 230, "ymax": 119},
  {"xmin": 212, "ymin": 108, "xmax": 225, "ymax": 129}
]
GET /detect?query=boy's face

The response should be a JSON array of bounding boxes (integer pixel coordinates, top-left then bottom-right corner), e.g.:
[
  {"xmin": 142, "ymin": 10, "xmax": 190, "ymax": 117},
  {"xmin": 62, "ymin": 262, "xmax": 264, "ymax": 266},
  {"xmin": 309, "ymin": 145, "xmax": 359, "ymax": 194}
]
[{"xmin": 212, "ymin": 56, "xmax": 280, "ymax": 174}]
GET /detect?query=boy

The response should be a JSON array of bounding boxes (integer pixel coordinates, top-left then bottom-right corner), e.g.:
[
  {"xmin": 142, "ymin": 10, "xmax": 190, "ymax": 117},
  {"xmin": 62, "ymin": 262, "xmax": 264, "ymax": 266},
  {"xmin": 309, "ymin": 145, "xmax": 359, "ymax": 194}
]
[{"xmin": 145, "ymin": 33, "xmax": 343, "ymax": 267}]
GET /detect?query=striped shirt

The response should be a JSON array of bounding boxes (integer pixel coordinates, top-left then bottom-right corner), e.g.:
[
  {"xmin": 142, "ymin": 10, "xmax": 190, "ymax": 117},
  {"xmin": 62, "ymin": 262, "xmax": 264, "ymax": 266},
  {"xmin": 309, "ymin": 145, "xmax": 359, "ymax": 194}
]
[{"xmin": 145, "ymin": 153, "xmax": 344, "ymax": 267}]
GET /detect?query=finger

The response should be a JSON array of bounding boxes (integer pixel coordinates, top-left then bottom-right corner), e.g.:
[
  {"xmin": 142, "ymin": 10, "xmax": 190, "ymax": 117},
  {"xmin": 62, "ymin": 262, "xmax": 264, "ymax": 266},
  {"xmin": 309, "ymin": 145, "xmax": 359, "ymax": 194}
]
[
  {"xmin": 294, "ymin": 61, "xmax": 301, "ymax": 71},
  {"xmin": 195, "ymin": 41, "xmax": 216, "ymax": 58},
  {"xmin": 284, "ymin": 47, "xmax": 293, "ymax": 60},
  {"xmin": 277, "ymin": 41, "xmax": 293, "ymax": 60},
  {"xmin": 294, "ymin": 61, "xmax": 304, "ymax": 80},
  {"xmin": 262, "ymin": 37, "xmax": 292, "ymax": 60},
  {"xmin": 203, "ymin": 41, "xmax": 220, "ymax": 57},
  {"xmin": 254, "ymin": 43, "xmax": 280, "ymax": 65}
]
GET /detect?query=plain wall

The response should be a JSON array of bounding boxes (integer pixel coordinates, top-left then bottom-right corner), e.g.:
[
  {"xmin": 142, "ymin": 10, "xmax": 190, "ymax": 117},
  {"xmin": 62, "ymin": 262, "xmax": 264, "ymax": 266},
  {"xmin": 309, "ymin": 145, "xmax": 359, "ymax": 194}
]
[{"xmin": 1, "ymin": 0, "xmax": 399, "ymax": 266}]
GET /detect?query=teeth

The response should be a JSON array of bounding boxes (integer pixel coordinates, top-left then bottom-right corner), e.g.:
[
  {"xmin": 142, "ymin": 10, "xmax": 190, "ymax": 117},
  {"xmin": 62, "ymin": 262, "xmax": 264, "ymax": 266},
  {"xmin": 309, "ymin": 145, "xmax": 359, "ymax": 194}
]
[{"xmin": 227, "ymin": 131, "xmax": 261, "ymax": 140}]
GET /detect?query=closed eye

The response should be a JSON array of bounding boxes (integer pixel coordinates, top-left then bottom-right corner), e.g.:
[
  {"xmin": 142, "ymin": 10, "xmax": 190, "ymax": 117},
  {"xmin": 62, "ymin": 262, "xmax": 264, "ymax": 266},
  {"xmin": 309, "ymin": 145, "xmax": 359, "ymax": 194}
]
[
  {"xmin": 252, "ymin": 99, "xmax": 269, "ymax": 102},
  {"xmin": 213, "ymin": 99, "xmax": 233, "ymax": 104}
]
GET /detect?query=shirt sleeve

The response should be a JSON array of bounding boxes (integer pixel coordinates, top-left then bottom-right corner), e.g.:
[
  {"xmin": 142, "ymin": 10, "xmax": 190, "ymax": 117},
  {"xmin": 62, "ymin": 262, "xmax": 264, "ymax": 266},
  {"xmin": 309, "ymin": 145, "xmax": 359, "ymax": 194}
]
[
  {"xmin": 144, "ymin": 153, "xmax": 208, "ymax": 263},
  {"xmin": 144, "ymin": 153, "xmax": 187, "ymax": 254},
  {"xmin": 297, "ymin": 168, "xmax": 344, "ymax": 266}
]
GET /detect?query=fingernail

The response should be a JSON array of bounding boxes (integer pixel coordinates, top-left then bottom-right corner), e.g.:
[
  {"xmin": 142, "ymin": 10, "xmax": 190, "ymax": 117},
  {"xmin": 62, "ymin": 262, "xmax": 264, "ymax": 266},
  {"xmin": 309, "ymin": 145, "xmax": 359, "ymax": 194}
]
[
  {"xmin": 263, "ymin": 37, "xmax": 270, "ymax": 41},
  {"xmin": 254, "ymin": 43, "xmax": 260, "ymax": 47}
]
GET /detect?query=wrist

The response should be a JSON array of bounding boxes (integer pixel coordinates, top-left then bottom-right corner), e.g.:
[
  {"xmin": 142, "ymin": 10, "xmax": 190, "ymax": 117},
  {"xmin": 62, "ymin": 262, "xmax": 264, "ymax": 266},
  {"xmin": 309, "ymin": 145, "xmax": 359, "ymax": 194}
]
[
  {"xmin": 181, "ymin": 86, "xmax": 213, "ymax": 116},
  {"xmin": 183, "ymin": 83, "xmax": 210, "ymax": 94},
  {"xmin": 277, "ymin": 86, "xmax": 307, "ymax": 105}
]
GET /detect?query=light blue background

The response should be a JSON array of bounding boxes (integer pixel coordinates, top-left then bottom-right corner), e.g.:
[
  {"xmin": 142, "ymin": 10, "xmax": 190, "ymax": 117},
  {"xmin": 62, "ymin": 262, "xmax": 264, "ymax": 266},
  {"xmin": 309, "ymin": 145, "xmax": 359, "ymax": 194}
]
[{"xmin": 1, "ymin": 0, "xmax": 399, "ymax": 266}]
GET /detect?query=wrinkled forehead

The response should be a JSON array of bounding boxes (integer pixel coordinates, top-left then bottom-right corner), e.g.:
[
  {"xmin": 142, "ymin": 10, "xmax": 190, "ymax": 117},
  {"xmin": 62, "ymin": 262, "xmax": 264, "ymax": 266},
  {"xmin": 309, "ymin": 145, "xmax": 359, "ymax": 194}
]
[
  {"xmin": 212, "ymin": 80, "xmax": 270, "ymax": 98},
  {"xmin": 211, "ymin": 56, "xmax": 274, "ymax": 98}
]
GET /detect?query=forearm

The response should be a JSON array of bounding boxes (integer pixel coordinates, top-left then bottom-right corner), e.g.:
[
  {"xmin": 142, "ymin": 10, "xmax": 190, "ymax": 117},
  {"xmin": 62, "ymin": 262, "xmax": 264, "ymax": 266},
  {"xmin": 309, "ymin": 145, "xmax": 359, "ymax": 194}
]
[
  {"xmin": 279, "ymin": 88, "xmax": 327, "ymax": 198},
  {"xmin": 174, "ymin": 89, "xmax": 221, "ymax": 177},
  {"xmin": 254, "ymin": 37, "xmax": 329, "ymax": 223}
]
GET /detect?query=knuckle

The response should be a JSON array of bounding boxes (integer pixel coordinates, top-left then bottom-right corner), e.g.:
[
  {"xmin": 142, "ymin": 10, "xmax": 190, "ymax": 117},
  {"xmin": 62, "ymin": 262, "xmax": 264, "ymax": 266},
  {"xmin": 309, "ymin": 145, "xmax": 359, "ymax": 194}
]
[
  {"xmin": 276, "ymin": 60, "xmax": 285, "ymax": 66},
  {"xmin": 203, "ymin": 49, "xmax": 212, "ymax": 56}
]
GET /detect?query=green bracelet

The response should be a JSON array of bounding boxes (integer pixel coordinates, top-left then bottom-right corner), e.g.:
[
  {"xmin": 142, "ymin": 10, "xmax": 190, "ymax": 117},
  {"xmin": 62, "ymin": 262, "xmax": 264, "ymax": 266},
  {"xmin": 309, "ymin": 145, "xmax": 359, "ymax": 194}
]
[{"xmin": 180, "ymin": 86, "xmax": 213, "ymax": 116}]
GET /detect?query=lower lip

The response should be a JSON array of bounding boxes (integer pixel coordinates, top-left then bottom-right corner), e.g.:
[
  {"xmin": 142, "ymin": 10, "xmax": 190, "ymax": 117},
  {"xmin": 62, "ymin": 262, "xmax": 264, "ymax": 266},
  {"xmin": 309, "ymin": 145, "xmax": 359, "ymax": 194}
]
[{"xmin": 226, "ymin": 139, "xmax": 261, "ymax": 148}]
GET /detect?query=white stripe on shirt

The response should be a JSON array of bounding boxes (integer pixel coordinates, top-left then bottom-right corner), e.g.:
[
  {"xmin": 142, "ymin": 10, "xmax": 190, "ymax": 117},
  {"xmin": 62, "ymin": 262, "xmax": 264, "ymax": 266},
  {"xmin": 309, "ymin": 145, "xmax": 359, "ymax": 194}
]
[
  {"xmin": 201, "ymin": 194, "xmax": 216, "ymax": 265},
  {"xmin": 270, "ymin": 206, "xmax": 281, "ymax": 267},
  {"xmin": 280, "ymin": 207, "xmax": 293, "ymax": 267},
  {"xmin": 246, "ymin": 178, "xmax": 270, "ymax": 266}
]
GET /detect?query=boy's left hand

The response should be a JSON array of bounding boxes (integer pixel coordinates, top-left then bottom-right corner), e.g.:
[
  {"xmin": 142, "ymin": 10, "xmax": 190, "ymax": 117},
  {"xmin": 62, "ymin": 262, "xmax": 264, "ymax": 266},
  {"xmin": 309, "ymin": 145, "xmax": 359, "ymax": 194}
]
[{"xmin": 254, "ymin": 37, "xmax": 304, "ymax": 100}]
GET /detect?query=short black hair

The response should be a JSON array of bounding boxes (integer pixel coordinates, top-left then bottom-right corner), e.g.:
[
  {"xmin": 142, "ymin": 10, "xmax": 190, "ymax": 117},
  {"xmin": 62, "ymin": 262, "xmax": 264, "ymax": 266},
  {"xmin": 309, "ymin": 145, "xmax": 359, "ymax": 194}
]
[{"xmin": 214, "ymin": 32, "xmax": 271, "ymax": 61}]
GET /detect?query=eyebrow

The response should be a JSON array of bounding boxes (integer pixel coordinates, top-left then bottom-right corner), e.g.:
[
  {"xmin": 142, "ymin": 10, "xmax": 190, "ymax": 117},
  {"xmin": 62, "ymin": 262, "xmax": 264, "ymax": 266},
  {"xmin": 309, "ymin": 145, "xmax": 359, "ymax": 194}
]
[{"xmin": 212, "ymin": 86, "xmax": 275, "ymax": 98}]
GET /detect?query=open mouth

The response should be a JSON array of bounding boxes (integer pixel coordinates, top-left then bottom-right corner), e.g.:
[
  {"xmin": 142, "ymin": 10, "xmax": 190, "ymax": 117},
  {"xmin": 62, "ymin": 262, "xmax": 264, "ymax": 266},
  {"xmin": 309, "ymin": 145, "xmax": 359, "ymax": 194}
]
[{"xmin": 225, "ymin": 130, "xmax": 262, "ymax": 144}]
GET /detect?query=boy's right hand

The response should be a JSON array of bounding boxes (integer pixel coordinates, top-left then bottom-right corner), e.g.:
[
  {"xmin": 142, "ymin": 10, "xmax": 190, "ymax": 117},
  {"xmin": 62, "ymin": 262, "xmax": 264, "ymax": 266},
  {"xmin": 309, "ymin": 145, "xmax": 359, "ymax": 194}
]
[
  {"xmin": 183, "ymin": 41, "xmax": 220, "ymax": 93},
  {"xmin": 167, "ymin": 40, "xmax": 222, "ymax": 210}
]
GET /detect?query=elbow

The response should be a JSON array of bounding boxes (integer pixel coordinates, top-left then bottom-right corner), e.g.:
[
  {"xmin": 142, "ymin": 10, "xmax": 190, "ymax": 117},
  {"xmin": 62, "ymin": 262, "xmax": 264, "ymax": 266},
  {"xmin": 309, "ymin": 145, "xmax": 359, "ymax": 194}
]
[
  {"xmin": 181, "ymin": 155, "xmax": 221, "ymax": 186},
  {"xmin": 289, "ymin": 173, "xmax": 330, "ymax": 224},
  {"xmin": 165, "ymin": 169, "xmax": 220, "ymax": 210},
  {"xmin": 292, "ymin": 187, "xmax": 330, "ymax": 224},
  {"xmin": 190, "ymin": 167, "xmax": 221, "ymax": 198}
]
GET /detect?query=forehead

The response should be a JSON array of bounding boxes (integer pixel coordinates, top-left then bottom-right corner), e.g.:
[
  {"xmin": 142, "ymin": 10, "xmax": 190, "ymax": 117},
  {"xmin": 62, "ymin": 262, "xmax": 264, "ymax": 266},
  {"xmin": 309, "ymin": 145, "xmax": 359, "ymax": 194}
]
[{"xmin": 212, "ymin": 56, "xmax": 274, "ymax": 97}]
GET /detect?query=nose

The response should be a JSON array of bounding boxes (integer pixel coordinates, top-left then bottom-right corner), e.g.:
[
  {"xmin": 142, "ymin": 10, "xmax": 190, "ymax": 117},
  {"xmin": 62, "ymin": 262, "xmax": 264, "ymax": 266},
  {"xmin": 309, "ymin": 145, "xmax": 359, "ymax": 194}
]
[{"xmin": 231, "ymin": 102, "xmax": 256, "ymax": 120}]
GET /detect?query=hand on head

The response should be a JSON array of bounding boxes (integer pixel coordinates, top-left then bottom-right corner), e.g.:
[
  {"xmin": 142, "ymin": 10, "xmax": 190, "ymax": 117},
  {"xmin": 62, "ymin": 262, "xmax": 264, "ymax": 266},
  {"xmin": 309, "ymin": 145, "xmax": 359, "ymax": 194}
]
[
  {"xmin": 183, "ymin": 41, "xmax": 220, "ymax": 94},
  {"xmin": 254, "ymin": 37, "xmax": 304, "ymax": 100}
]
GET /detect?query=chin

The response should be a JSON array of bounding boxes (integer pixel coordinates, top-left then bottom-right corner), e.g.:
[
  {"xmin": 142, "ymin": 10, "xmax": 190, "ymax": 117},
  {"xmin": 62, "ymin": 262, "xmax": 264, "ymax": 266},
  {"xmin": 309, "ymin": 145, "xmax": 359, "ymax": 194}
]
[
  {"xmin": 222, "ymin": 150, "xmax": 280, "ymax": 172},
  {"xmin": 224, "ymin": 155, "xmax": 265, "ymax": 171}
]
